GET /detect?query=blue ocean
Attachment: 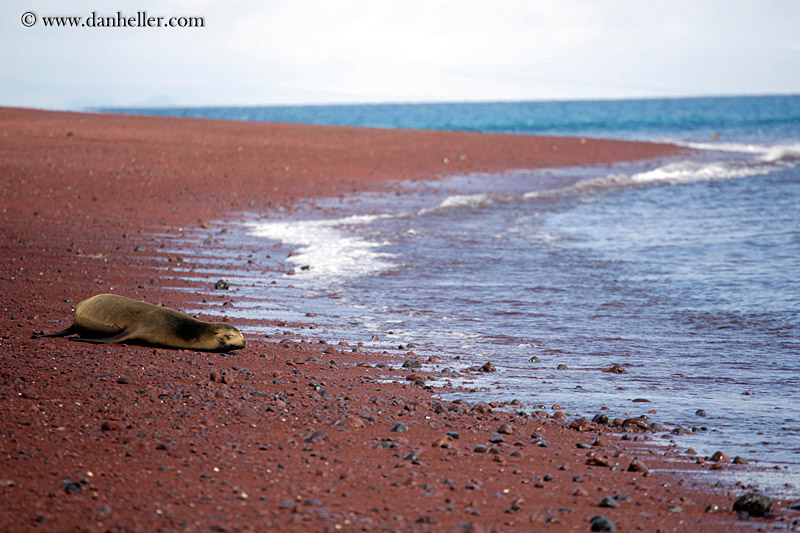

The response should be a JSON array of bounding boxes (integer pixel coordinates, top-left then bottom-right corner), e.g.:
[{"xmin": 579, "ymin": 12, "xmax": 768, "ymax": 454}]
[{"xmin": 106, "ymin": 96, "xmax": 800, "ymax": 494}]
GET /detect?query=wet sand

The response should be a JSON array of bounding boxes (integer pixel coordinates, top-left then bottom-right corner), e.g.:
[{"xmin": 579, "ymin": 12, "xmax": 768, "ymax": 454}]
[{"xmin": 1, "ymin": 107, "xmax": 793, "ymax": 531}]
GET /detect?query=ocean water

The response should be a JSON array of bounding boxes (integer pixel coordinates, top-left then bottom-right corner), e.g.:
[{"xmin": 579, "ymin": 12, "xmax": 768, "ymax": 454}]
[{"xmin": 115, "ymin": 96, "xmax": 800, "ymax": 494}]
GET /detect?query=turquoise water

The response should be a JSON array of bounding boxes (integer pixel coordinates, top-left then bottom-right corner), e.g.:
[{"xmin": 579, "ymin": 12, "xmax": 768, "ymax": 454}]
[{"xmin": 117, "ymin": 96, "xmax": 800, "ymax": 493}]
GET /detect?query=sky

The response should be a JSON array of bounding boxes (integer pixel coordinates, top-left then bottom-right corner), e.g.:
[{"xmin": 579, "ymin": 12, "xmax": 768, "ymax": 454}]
[{"xmin": 2, "ymin": 0, "xmax": 800, "ymax": 110}]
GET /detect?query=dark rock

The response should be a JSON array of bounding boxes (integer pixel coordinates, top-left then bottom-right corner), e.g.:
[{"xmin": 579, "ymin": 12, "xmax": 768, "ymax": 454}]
[
  {"xmin": 599, "ymin": 497, "xmax": 620, "ymax": 509},
  {"xmin": 710, "ymin": 451, "xmax": 730, "ymax": 463},
  {"xmin": 214, "ymin": 279, "xmax": 230, "ymax": 290},
  {"xmin": 402, "ymin": 360, "xmax": 422, "ymax": 369},
  {"xmin": 528, "ymin": 356, "xmax": 540, "ymax": 362},
  {"xmin": 627, "ymin": 459, "xmax": 649, "ymax": 473},
  {"xmin": 592, "ymin": 414, "xmax": 609, "ymax": 425},
  {"xmin": 63, "ymin": 480, "xmax": 83, "ymax": 494},
  {"xmin": 305, "ymin": 430, "xmax": 328, "ymax": 443},
  {"xmin": 602, "ymin": 364, "xmax": 627, "ymax": 374},
  {"xmin": 497, "ymin": 422, "xmax": 513, "ymax": 435},
  {"xmin": 590, "ymin": 515, "xmax": 616, "ymax": 532},
  {"xmin": 390, "ymin": 422, "xmax": 408, "ymax": 433},
  {"xmin": 695, "ymin": 409, "xmax": 707, "ymax": 417},
  {"xmin": 479, "ymin": 361, "xmax": 497, "ymax": 372},
  {"xmin": 621, "ymin": 418, "xmax": 650, "ymax": 433},
  {"xmin": 732, "ymin": 493, "xmax": 771, "ymax": 518},
  {"xmin": 556, "ymin": 364, "xmax": 568, "ymax": 370}
]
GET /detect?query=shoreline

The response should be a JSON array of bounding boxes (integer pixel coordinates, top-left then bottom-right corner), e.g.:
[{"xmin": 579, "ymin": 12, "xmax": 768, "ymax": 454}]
[{"xmin": 1, "ymin": 107, "xmax": 792, "ymax": 531}]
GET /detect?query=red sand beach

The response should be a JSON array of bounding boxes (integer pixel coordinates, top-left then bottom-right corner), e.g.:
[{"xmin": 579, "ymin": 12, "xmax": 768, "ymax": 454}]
[{"xmin": 1, "ymin": 107, "xmax": 795, "ymax": 531}]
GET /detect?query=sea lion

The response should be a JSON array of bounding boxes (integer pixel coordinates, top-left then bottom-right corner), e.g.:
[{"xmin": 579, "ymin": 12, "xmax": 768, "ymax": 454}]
[{"xmin": 34, "ymin": 294, "xmax": 246, "ymax": 352}]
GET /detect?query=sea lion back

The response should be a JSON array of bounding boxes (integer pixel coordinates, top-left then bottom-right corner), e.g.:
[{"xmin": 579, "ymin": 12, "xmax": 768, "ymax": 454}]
[{"xmin": 74, "ymin": 294, "xmax": 157, "ymax": 336}]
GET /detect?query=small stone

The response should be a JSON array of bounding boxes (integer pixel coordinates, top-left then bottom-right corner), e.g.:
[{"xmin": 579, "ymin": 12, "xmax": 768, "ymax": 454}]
[
  {"xmin": 733, "ymin": 456, "xmax": 749, "ymax": 465},
  {"xmin": 432, "ymin": 436, "xmax": 453, "ymax": 449},
  {"xmin": 602, "ymin": 364, "xmax": 627, "ymax": 374},
  {"xmin": 710, "ymin": 451, "xmax": 730, "ymax": 463},
  {"xmin": 573, "ymin": 487, "xmax": 588, "ymax": 497},
  {"xmin": 479, "ymin": 362, "xmax": 497, "ymax": 372},
  {"xmin": 528, "ymin": 356, "xmax": 540, "ymax": 362},
  {"xmin": 390, "ymin": 422, "xmax": 408, "ymax": 433},
  {"xmin": 63, "ymin": 480, "xmax": 83, "ymax": 494},
  {"xmin": 621, "ymin": 418, "xmax": 650, "ymax": 433},
  {"xmin": 474, "ymin": 445, "xmax": 488, "ymax": 453},
  {"xmin": 599, "ymin": 497, "xmax": 620, "ymax": 509},
  {"xmin": 695, "ymin": 409, "xmax": 707, "ymax": 417},
  {"xmin": 510, "ymin": 497, "xmax": 524, "ymax": 511},
  {"xmin": 305, "ymin": 430, "xmax": 328, "ymax": 443},
  {"xmin": 592, "ymin": 414, "xmax": 609, "ymax": 425},
  {"xmin": 471, "ymin": 403, "xmax": 492, "ymax": 415},
  {"xmin": 732, "ymin": 493, "xmax": 771, "ymax": 518},
  {"xmin": 590, "ymin": 515, "xmax": 616, "ymax": 532},
  {"xmin": 569, "ymin": 417, "xmax": 591, "ymax": 431},
  {"xmin": 116, "ymin": 376, "xmax": 130, "ymax": 385},
  {"xmin": 497, "ymin": 422, "xmax": 513, "ymax": 435},
  {"xmin": 214, "ymin": 279, "xmax": 230, "ymax": 290},
  {"xmin": 586, "ymin": 455, "xmax": 611, "ymax": 467},
  {"xmin": 556, "ymin": 364, "xmax": 568, "ymax": 370},
  {"xmin": 402, "ymin": 360, "xmax": 422, "ymax": 369},
  {"xmin": 627, "ymin": 459, "xmax": 649, "ymax": 473}
]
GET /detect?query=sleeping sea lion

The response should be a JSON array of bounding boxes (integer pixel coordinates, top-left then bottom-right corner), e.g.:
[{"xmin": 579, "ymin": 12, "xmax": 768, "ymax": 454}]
[{"xmin": 34, "ymin": 294, "xmax": 246, "ymax": 352}]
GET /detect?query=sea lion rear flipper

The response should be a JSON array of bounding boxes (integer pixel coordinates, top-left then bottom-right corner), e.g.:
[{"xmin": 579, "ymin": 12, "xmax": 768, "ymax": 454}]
[
  {"xmin": 69, "ymin": 329, "xmax": 134, "ymax": 345},
  {"xmin": 32, "ymin": 326, "xmax": 77, "ymax": 339}
]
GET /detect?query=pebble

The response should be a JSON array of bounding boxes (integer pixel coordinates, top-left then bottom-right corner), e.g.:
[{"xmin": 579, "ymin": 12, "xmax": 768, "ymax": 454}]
[
  {"xmin": 62, "ymin": 480, "xmax": 83, "ymax": 494},
  {"xmin": 402, "ymin": 360, "xmax": 421, "ymax": 369},
  {"xmin": 710, "ymin": 451, "xmax": 730, "ymax": 463},
  {"xmin": 556, "ymin": 364, "xmax": 568, "ymax": 370},
  {"xmin": 590, "ymin": 515, "xmax": 616, "ymax": 532},
  {"xmin": 627, "ymin": 459, "xmax": 649, "ymax": 473},
  {"xmin": 599, "ymin": 497, "xmax": 620, "ymax": 508},
  {"xmin": 390, "ymin": 422, "xmax": 408, "ymax": 433},
  {"xmin": 732, "ymin": 493, "xmax": 772, "ymax": 517},
  {"xmin": 497, "ymin": 422, "xmax": 513, "ymax": 435},
  {"xmin": 621, "ymin": 418, "xmax": 650, "ymax": 433},
  {"xmin": 479, "ymin": 362, "xmax": 497, "ymax": 372},
  {"xmin": 602, "ymin": 364, "xmax": 627, "ymax": 374},
  {"xmin": 305, "ymin": 430, "xmax": 328, "ymax": 443}
]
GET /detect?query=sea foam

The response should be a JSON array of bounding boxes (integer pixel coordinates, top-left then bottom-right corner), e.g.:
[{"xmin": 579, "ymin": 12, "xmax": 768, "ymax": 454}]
[{"xmin": 246, "ymin": 214, "xmax": 396, "ymax": 284}]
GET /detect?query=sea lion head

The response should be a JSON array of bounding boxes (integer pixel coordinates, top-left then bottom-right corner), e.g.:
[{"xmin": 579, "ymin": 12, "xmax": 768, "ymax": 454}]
[{"xmin": 211, "ymin": 323, "xmax": 246, "ymax": 352}]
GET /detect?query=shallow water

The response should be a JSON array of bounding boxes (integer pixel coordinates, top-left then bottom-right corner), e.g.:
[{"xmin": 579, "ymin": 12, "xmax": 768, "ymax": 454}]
[{"xmin": 138, "ymin": 96, "xmax": 800, "ymax": 497}]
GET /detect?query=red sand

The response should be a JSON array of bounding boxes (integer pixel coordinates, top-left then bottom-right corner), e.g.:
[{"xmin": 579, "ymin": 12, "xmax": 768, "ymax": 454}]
[{"xmin": 1, "ymin": 108, "xmax": 794, "ymax": 531}]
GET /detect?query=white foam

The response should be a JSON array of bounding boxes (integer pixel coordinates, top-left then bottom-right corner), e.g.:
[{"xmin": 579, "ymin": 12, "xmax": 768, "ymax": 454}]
[
  {"xmin": 524, "ymin": 149, "xmax": 796, "ymax": 201},
  {"xmin": 682, "ymin": 141, "xmax": 800, "ymax": 163},
  {"xmin": 418, "ymin": 193, "xmax": 492, "ymax": 215},
  {"xmin": 247, "ymin": 214, "xmax": 395, "ymax": 283}
]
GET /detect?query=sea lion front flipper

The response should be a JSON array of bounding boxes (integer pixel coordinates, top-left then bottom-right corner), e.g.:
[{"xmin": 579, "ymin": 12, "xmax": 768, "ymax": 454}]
[{"xmin": 32, "ymin": 325, "xmax": 77, "ymax": 339}]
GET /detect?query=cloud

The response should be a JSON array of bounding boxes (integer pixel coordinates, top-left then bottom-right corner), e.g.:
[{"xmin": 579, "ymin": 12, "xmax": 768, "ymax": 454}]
[{"xmin": 1, "ymin": 0, "xmax": 799, "ymax": 108}]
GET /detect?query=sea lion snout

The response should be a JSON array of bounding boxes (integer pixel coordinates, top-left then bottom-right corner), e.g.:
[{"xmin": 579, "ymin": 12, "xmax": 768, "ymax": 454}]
[{"xmin": 214, "ymin": 324, "xmax": 246, "ymax": 351}]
